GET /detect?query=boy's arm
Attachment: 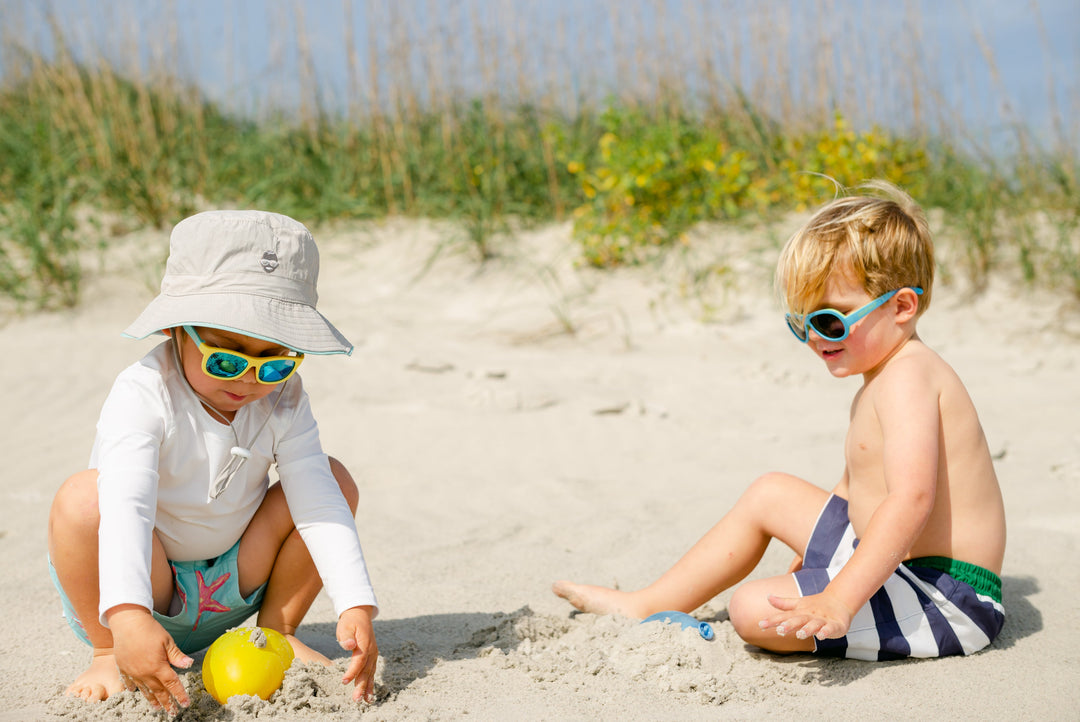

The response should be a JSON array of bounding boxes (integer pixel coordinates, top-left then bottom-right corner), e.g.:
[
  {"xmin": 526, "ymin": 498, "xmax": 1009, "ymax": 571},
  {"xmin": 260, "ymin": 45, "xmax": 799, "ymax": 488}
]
[
  {"xmin": 94, "ymin": 369, "xmax": 168, "ymax": 623},
  {"xmin": 274, "ymin": 385, "xmax": 378, "ymax": 616},
  {"xmin": 95, "ymin": 367, "xmax": 192, "ymax": 711},
  {"xmin": 763, "ymin": 360, "xmax": 940, "ymax": 640}
]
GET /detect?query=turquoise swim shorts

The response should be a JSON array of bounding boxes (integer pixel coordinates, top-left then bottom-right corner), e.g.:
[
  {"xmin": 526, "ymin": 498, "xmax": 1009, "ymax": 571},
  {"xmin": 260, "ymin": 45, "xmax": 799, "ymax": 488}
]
[{"xmin": 49, "ymin": 539, "xmax": 267, "ymax": 654}]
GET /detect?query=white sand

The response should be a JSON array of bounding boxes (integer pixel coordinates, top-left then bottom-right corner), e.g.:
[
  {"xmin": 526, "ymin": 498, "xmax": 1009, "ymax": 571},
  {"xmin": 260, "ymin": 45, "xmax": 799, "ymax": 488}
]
[{"xmin": 2, "ymin": 218, "xmax": 1077, "ymax": 721}]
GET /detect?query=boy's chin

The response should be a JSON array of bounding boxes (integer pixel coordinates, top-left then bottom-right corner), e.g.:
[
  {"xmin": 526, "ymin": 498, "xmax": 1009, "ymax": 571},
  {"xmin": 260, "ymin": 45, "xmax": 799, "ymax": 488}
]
[{"xmin": 821, "ymin": 361, "xmax": 855, "ymax": 378}]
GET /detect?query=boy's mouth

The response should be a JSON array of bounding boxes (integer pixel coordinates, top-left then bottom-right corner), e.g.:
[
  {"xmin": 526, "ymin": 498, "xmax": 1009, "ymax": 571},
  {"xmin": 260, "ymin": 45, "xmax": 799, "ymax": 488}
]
[{"xmin": 821, "ymin": 348, "xmax": 843, "ymax": 359}]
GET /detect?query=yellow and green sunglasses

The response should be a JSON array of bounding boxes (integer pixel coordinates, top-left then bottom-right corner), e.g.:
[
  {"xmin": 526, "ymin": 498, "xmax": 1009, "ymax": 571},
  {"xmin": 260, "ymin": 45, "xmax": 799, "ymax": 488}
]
[{"xmin": 183, "ymin": 325, "xmax": 303, "ymax": 384}]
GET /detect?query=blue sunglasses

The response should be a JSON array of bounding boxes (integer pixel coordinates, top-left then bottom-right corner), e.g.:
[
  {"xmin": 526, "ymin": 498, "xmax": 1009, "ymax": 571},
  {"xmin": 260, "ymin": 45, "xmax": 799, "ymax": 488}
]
[{"xmin": 786, "ymin": 287, "xmax": 923, "ymax": 342}]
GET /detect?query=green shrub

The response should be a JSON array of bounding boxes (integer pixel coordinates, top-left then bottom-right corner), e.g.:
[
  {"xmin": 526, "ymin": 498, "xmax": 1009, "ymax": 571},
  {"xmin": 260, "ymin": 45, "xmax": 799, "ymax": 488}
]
[
  {"xmin": 566, "ymin": 108, "xmax": 933, "ymax": 267},
  {"xmin": 0, "ymin": 44, "xmax": 1075, "ymax": 306}
]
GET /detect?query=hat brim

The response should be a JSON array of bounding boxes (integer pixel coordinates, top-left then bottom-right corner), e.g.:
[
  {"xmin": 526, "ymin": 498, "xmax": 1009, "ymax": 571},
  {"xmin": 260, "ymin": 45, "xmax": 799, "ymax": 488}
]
[{"xmin": 122, "ymin": 292, "xmax": 353, "ymax": 355}]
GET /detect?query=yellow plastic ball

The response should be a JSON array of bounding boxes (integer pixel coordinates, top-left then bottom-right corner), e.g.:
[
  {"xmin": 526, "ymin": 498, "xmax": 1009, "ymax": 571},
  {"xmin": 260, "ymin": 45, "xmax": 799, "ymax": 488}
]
[{"xmin": 202, "ymin": 627, "xmax": 295, "ymax": 704}]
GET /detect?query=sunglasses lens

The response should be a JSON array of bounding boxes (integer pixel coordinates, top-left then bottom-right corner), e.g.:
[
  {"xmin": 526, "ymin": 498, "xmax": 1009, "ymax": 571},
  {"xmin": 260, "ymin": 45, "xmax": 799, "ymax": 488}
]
[
  {"xmin": 786, "ymin": 316, "xmax": 808, "ymax": 341},
  {"xmin": 206, "ymin": 352, "xmax": 248, "ymax": 379},
  {"xmin": 258, "ymin": 359, "xmax": 297, "ymax": 383},
  {"xmin": 809, "ymin": 312, "xmax": 846, "ymax": 340}
]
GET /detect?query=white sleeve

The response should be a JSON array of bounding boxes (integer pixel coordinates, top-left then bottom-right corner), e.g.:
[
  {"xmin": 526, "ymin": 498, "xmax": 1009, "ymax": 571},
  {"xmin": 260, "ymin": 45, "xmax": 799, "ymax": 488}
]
[
  {"xmin": 275, "ymin": 386, "xmax": 378, "ymax": 618},
  {"xmin": 92, "ymin": 370, "xmax": 167, "ymax": 626}
]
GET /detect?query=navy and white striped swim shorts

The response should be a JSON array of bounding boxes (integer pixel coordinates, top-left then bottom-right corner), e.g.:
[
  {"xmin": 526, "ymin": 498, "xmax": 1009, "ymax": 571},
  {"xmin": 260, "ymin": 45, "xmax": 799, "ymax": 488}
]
[{"xmin": 792, "ymin": 494, "xmax": 1005, "ymax": 660}]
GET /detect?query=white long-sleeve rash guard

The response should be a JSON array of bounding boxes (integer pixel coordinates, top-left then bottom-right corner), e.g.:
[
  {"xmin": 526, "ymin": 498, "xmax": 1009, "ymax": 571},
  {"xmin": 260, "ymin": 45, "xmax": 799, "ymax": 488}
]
[{"xmin": 91, "ymin": 341, "xmax": 377, "ymax": 626}]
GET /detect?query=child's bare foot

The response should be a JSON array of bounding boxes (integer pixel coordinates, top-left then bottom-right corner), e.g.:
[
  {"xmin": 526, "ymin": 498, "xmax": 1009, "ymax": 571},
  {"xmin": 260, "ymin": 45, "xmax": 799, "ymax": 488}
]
[
  {"xmin": 552, "ymin": 580, "xmax": 647, "ymax": 618},
  {"xmin": 65, "ymin": 650, "xmax": 124, "ymax": 702},
  {"xmin": 285, "ymin": 633, "xmax": 332, "ymax": 666}
]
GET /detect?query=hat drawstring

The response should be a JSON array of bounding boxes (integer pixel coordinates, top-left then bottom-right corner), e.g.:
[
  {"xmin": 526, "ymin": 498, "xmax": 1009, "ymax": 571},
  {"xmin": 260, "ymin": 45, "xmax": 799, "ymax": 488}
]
[
  {"xmin": 204, "ymin": 388, "xmax": 284, "ymax": 500},
  {"xmin": 171, "ymin": 334, "xmax": 285, "ymax": 501}
]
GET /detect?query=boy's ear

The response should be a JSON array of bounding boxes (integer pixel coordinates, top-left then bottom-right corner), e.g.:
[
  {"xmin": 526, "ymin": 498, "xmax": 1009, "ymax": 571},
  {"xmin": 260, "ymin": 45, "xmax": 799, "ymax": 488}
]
[
  {"xmin": 894, "ymin": 288, "xmax": 920, "ymax": 322},
  {"xmin": 162, "ymin": 328, "xmax": 174, "ymax": 338}
]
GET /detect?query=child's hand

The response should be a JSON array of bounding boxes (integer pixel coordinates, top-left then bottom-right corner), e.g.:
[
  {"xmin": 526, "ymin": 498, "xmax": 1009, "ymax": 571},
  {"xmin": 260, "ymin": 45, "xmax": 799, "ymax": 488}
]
[
  {"xmin": 107, "ymin": 605, "xmax": 192, "ymax": 713},
  {"xmin": 758, "ymin": 591, "xmax": 854, "ymax": 641},
  {"xmin": 336, "ymin": 605, "xmax": 378, "ymax": 703}
]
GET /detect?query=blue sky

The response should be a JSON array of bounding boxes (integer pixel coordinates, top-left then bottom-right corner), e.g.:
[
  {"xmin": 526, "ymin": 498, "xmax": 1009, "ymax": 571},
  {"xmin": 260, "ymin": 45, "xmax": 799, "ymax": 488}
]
[{"xmin": 4, "ymin": 0, "xmax": 1077, "ymax": 151}]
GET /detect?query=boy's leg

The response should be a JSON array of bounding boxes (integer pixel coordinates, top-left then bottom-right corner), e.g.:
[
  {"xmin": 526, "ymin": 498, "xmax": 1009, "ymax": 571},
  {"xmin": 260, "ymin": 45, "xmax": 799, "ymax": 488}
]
[
  {"xmin": 726, "ymin": 573, "xmax": 817, "ymax": 653},
  {"xmin": 553, "ymin": 472, "xmax": 829, "ymax": 622},
  {"xmin": 237, "ymin": 457, "xmax": 359, "ymax": 664},
  {"xmin": 47, "ymin": 471, "xmax": 174, "ymax": 701}
]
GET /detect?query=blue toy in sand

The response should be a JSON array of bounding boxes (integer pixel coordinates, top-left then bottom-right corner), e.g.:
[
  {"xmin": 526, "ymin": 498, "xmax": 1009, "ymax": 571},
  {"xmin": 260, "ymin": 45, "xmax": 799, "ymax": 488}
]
[{"xmin": 641, "ymin": 611, "xmax": 715, "ymax": 640}]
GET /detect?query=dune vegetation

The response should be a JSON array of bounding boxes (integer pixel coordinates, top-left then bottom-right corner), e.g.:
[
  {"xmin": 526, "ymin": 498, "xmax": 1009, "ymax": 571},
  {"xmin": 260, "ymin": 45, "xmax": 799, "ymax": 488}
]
[{"xmin": 0, "ymin": 1, "xmax": 1076, "ymax": 309}]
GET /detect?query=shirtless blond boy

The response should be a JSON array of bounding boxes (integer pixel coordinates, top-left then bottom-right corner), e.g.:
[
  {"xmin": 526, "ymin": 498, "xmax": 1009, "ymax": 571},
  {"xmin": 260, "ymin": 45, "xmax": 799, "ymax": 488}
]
[{"xmin": 554, "ymin": 181, "xmax": 1006, "ymax": 659}]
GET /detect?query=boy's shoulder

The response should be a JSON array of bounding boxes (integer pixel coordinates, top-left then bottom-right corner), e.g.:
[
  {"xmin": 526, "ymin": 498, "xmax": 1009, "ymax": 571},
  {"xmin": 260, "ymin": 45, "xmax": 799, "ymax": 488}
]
[
  {"xmin": 868, "ymin": 338, "xmax": 974, "ymax": 412},
  {"xmin": 111, "ymin": 342, "xmax": 176, "ymax": 390},
  {"xmin": 879, "ymin": 337, "xmax": 953, "ymax": 380}
]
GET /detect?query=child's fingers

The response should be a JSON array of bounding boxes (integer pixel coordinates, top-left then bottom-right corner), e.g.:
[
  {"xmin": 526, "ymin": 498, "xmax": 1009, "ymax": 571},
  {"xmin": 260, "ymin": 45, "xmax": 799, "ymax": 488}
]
[
  {"xmin": 135, "ymin": 676, "xmax": 168, "ymax": 712},
  {"xmin": 813, "ymin": 619, "xmax": 847, "ymax": 640},
  {"xmin": 774, "ymin": 616, "xmax": 809, "ymax": 636},
  {"xmin": 352, "ymin": 670, "xmax": 374, "ymax": 703},
  {"xmin": 120, "ymin": 651, "xmax": 188, "ymax": 713},
  {"xmin": 766, "ymin": 593, "xmax": 799, "ymax": 611},
  {"xmin": 341, "ymin": 649, "xmax": 363, "ymax": 683},
  {"xmin": 795, "ymin": 619, "xmax": 826, "ymax": 640},
  {"xmin": 338, "ymin": 630, "xmax": 372, "ymax": 682},
  {"xmin": 164, "ymin": 641, "xmax": 194, "ymax": 671},
  {"xmin": 336, "ymin": 607, "xmax": 379, "ymax": 703},
  {"xmin": 353, "ymin": 649, "xmax": 378, "ymax": 703},
  {"xmin": 161, "ymin": 672, "xmax": 190, "ymax": 710},
  {"xmin": 759, "ymin": 611, "xmax": 807, "ymax": 635},
  {"xmin": 342, "ymin": 646, "xmax": 377, "ymax": 703},
  {"xmin": 757, "ymin": 609, "xmax": 791, "ymax": 630}
]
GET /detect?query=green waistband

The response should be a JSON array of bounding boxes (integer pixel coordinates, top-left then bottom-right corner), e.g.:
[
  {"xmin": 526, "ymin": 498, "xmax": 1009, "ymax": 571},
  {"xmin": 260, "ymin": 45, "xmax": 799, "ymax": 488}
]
[{"xmin": 903, "ymin": 556, "xmax": 1002, "ymax": 604}]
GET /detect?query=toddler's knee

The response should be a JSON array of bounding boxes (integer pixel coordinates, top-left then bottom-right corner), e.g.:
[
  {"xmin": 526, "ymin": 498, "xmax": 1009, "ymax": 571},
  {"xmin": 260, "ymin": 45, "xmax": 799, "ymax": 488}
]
[
  {"xmin": 328, "ymin": 456, "xmax": 359, "ymax": 512},
  {"xmin": 49, "ymin": 470, "xmax": 100, "ymax": 532},
  {"xmin": 740, "ymin": 472, "xmax": 789, "ymax": 507},
  {"xmin": 726, "ymin": 585, "xmax": 760, "ymax": 642}
]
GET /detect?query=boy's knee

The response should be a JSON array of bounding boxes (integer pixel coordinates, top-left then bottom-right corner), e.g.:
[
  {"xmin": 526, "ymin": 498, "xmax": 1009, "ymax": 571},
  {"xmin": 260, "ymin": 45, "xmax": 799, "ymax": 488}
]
[
  {"xmin": 739, "ymin": 472, "xmax": 788, "ymax": 508},
  {"xmin": 728, "ymin": 583, "xmax": 788, "ymax": 650},
  {"xmin": 328, "ymin": 456, "xmax": 359, "ymax": 513},
  {"xmin": 50, "ymin": 470, "xmax": 100, "ymax": 530},
  {"xmin": 727, "ymin": 585, "xmax": 760, "ymax": 641},
  {"xmin": 728, "ymin": 577, "xmax": 814, "ymax": 653}
]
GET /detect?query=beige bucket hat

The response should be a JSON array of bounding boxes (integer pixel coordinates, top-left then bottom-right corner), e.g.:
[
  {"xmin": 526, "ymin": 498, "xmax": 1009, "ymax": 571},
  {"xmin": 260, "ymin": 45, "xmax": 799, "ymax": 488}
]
[{"xmin": 123, "ymin": 210, "xmax": 353, "ymax": 355}]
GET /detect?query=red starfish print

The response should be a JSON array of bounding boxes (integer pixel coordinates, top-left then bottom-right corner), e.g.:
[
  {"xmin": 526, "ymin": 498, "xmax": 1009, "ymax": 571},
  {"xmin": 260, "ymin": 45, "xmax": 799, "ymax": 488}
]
[{"xmin": 192, "ymin": 570, "xmax": 232, "ymax": 631}]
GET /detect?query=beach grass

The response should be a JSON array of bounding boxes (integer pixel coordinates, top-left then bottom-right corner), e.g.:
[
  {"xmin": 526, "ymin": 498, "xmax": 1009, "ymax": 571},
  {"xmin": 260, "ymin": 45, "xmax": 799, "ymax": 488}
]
[{"xmin": 0, "ymin": 0, "xmax": 1076, "ymax": 309}]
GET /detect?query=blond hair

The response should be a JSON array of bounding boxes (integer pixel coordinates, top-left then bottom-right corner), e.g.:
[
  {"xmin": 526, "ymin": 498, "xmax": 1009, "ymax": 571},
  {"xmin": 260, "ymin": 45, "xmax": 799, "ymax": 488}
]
[{"xmin": 775, "ymin": 180, "xmax": 934, "ymax": 316}]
